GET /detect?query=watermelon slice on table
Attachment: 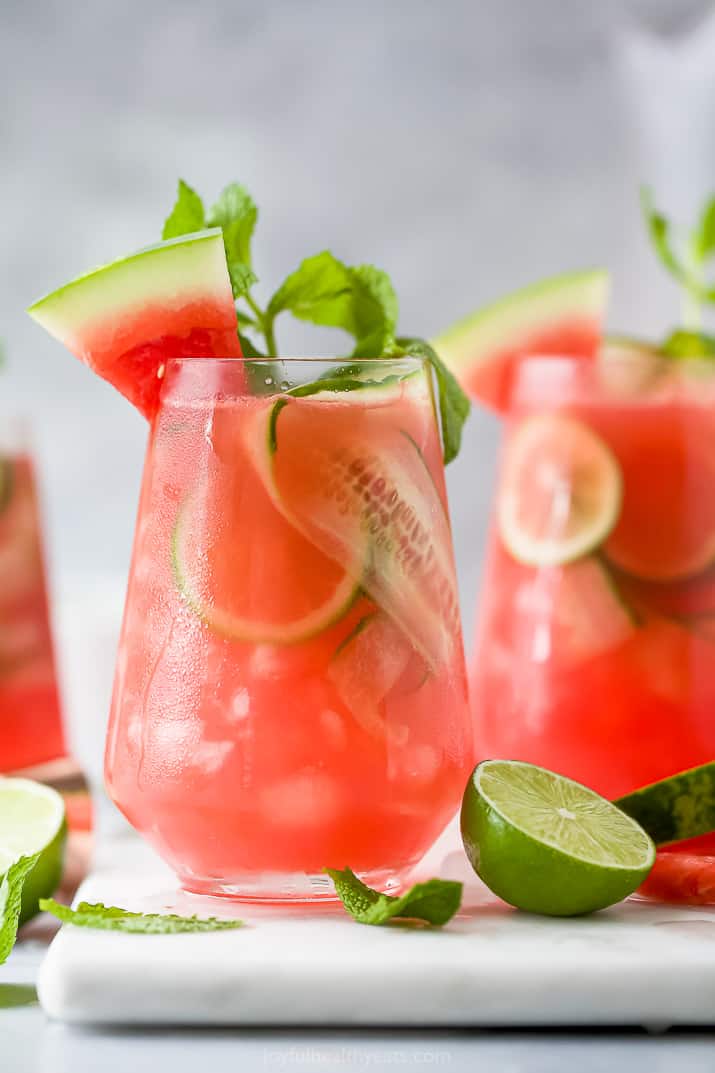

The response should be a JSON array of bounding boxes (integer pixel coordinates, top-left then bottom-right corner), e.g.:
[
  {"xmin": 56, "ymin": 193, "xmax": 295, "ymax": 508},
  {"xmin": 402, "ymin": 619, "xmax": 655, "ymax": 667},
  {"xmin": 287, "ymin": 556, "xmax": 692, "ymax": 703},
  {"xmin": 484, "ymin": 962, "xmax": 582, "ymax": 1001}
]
[
  {"xmin": 638, "ymin": 851, "xmax": 715, "ymax": 906},
  {"xmin": 28, "ymin": 229, "xmax": 241, "ymax": 418},
  {"xmin": 434, "ymin": 269, "xmax": 610, "ymax": 412}
]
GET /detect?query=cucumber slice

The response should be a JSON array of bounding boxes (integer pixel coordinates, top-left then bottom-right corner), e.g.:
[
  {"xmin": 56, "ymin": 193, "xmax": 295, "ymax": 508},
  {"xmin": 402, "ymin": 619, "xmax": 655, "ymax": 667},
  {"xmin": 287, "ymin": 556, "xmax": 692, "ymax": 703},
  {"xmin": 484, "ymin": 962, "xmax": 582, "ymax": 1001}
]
[
  {"xmin": 498, "ymin": 414, "xmax": 622, "ymax": 567},
  {"xmin": 245, "ymin": 373, "xmax": 460, "ymax": 668}
]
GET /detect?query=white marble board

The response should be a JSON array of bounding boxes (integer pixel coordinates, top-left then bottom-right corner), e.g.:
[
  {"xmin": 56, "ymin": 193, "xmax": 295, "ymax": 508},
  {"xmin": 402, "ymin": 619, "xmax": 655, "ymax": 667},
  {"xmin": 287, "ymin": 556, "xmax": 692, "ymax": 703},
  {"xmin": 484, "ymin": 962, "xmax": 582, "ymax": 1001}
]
[{"xmin": 37, "ymin": 837, "xmax": 715, "ymax": 1028}]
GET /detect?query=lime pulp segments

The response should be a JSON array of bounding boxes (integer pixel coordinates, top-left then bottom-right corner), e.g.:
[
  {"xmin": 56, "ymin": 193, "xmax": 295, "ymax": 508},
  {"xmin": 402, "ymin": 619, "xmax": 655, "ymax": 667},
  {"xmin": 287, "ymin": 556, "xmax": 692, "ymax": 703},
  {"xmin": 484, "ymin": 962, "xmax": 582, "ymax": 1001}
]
[
  {"xmin": 461, "ymin": 760, "xmax": 655, "ymax": 916},
  {"xmin": 0, "ymin": 778, "xmax": 66, "ymax": 925}
]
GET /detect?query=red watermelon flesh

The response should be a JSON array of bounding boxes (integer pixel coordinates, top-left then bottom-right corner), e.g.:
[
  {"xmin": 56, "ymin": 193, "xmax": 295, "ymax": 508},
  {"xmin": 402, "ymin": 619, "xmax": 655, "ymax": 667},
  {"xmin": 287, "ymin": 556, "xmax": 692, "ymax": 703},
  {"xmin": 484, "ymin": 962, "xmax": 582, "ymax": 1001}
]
[
  {"xmin": 28, "ymin": 229, "xmax": 241, "ymax": 419},
  {"xmin": 433, "ymin": 269, "xmax": 609, "ymax": 413}
]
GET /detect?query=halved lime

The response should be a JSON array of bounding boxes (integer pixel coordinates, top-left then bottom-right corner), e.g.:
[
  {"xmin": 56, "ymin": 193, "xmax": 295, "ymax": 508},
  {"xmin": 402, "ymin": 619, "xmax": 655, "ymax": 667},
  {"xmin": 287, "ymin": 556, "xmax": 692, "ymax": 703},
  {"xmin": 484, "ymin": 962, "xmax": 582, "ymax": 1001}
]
[
  {"xmin": 461, "ymin": 760, "xmax": 655, "ymax": 916},
  {"xmin": 615, "ymin": 761, "xmax": 715, "ymax": 846},
  {"xmin": 498, "ymin": 414, "xmax": 622, "ymax": 567},
  {"xmin": 0, "ymin": 778, "xmax": 66, "ymax": 924}
]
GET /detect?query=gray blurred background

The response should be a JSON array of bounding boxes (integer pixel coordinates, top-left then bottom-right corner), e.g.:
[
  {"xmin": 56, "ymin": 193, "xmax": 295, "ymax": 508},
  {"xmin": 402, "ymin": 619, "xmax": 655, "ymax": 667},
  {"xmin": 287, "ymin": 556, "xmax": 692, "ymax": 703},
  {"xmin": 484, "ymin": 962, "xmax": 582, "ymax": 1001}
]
[{"xmin": 1, "ymin": 0, "xmax": 714, "ymax": 661}]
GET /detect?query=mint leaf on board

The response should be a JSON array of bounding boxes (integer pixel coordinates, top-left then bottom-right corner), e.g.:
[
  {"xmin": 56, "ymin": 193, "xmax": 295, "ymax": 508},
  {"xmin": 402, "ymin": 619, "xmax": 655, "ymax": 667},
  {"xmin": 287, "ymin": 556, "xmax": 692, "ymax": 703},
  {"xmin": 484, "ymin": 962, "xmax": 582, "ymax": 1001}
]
[
  {"xmin": 0, "ymin": 853, "xmax": 40, "ymax": 965},
  {"xmin": 39, "ymin": 899, "xmax": 243, "ymax": 934},
  {"xmin": 661, "ymin": 329, "xmax": 715, "ymax": 359},
  {"xmin": 395, "ymin": 337, "xmax": 470, "ymax": 465},
  {"xmin": 326, "ymin": 867, "xmax": 462, "ymax": 927},
  {"xmin": 162, "ymin": 180, "xmax": 206, "ymax": 241}
]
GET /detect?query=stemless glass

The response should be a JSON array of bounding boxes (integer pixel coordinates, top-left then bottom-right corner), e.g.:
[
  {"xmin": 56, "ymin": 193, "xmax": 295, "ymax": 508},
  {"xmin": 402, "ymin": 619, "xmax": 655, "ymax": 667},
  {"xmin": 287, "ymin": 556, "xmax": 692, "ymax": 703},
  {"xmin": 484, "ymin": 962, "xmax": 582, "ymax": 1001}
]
[
  {"xmin": 0, "ymin": 419, "xmax": 66, "ymax": 773},
  {"xmin": 471, "ymin": 350, "xmax": 715, "ymax": 901},
  {"xmin": 105, "ymin": 357, "xmax": 473, "ymax": 900}
]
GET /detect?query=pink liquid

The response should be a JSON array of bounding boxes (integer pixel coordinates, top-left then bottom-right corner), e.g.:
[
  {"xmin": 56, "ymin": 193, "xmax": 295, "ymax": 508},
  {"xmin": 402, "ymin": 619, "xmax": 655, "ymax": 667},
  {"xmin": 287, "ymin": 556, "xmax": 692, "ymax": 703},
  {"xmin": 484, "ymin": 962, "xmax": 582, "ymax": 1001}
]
[{"xmin": 106, "ymin": 361, "xmax": 473, "ymax": 898}]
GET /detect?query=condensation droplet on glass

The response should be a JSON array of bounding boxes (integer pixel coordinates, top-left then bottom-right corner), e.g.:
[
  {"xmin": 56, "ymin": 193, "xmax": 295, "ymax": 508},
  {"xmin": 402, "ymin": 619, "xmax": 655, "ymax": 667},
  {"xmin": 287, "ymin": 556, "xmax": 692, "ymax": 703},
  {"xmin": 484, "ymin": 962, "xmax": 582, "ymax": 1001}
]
[
  {"xmin": 280, "ymin": 380, "xmax": 290, "ymax": 392},
  {"xmin": 264, "ymin": 376, "xmax": 274, "ymax": 386}
]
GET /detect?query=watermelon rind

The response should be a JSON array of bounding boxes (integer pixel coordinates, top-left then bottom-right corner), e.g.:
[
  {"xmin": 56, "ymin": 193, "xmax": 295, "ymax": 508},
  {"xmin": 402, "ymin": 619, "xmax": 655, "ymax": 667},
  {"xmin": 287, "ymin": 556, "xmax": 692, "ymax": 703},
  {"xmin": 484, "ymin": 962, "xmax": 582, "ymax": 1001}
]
[
  {"xmin": 433, "ymin": 269, "xmax": 610, "ymax": 409},
  {"xmin": 27, "ymin": 229, "xmax": 229, "ymax": 338}
]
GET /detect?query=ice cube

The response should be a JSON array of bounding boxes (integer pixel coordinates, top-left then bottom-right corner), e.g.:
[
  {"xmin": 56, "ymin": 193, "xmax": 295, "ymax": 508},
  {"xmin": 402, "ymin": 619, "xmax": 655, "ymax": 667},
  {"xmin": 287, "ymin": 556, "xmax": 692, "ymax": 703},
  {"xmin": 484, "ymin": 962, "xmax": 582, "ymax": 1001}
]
[
  {"xmin": 260, "ymin": 771, "xmax": 344, "ymax": 828},
  {"xmin": 228, "ymin": 688, "xmax": 251, "ymax": 723},
  {"xmin": 320, "ymin": 708, "xmax": 348, "ymax": 751},
  {"xmin": 190, "ymin": 740, "xmax": 234, "ymax": 775}
]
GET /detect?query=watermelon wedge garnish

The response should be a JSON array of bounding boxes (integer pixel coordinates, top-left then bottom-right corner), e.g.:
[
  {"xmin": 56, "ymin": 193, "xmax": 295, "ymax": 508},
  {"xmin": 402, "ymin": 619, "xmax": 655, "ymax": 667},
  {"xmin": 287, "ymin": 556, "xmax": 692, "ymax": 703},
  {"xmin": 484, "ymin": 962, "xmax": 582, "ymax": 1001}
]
[
  {"xmin": 28, "ymin": 229, "xmax": 241, "ymax": 418},
  {"xmin": 434, "ymin": 269, "xmax": 610, "ymax": 412}
]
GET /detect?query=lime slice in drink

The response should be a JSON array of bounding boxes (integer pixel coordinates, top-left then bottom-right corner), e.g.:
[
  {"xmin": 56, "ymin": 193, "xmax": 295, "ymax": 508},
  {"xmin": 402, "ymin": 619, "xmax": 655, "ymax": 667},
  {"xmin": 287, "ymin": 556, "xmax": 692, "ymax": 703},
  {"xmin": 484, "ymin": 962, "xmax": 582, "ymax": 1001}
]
[
  {"xmin": 615, "ymin": 761, "xmax": 715, "ymax": 846},
  {"xmin": 498, "ymin": 414, "xmax": 622, "ymax": 567},
  {"xmin": 0, "ymin": 778, "xmax": 66, "ymax": 925},
  {"xmin": 461, "ymin": 760, "xmax": 655, "ymax": 916}
]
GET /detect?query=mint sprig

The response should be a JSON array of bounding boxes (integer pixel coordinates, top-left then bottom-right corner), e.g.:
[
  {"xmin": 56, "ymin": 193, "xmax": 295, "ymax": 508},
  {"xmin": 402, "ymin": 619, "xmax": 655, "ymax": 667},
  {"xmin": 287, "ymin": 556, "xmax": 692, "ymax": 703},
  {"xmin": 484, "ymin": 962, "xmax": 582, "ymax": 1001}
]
[
  {"xmin": 641, "ymin": 187, "xmax": 715, "ymax": 331},
  {"xmin": 40, "ymin": 899, "xmax": 243, "ymax": 934},
  {"xmin": 161, "ymin": 180, "xmax": 470, "ymax": 463},
  {"xmin": 162, "ymin": 179, "xmax": 205, "ymax": 240},
  {"xmin": 661, "ymin": 329, "xmax": 715, "ymax": 359},
  {"xmin": 0, "ymin": 853, "xmax": 39, "ymax": 965},
  {"xmin": 393, "ymin": 337, "xmax": 470, "ymax": 465},
  {"xmin": 326, "ymin": 866, "xmax": 462, "ymax": 927}
]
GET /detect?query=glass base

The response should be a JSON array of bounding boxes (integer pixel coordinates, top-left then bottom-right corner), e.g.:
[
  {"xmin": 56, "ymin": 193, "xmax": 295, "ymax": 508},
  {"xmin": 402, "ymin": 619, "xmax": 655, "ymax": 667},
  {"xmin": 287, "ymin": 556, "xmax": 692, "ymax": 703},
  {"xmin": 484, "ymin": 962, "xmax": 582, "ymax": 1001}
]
[{"xmin": 178, "ymin": 865, "xmax": 412, "ymax": 904}]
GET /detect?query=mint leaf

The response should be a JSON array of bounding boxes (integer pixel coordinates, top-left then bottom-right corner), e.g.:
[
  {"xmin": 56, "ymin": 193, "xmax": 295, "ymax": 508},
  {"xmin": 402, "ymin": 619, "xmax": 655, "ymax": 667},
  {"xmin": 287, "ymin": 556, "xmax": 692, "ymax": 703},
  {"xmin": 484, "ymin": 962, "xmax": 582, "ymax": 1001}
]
[
  {"xmin": 207, "ymin": 183, "xmax": 259, "ymax": 299},
  {"xmin": 640, "ymin": 187, "xmax": 689, "ymax": 286},
  {"xmin": 0, "ymin": 853, "xmax": 40, "ymax": 964},
  {"xmin": 693, "ymin": 196, "xmax": 715, "ymax": 263},
  {"xmin": 347, "ymin": 264, "xmax": 398, "ymax": 357},
  {"xmin": 268, "ymin": 251, "xmax": 352, "ymax": 325},
  {"xmin": 162, "ymin": 180, "xmax": 206, "ymax": 240},
  {"xmin": 267, "ymin": 254, "xmax": 398, "ymax": 358},
  {"xmin": 40, "ymin": 899, "xmax": 243, "ymax": 934},
  {"xmin": 326, "ymin": 867, "xmax": 462, "ymax": 926},
  {"xmin": 395, "ymin": 337, "xmax": 470, "ymax": 465},
  {"xmin": 226, "ymin": 261, "xmax": 258, "ymax": 301},
  {"xmin": 662, "ymin": 329, "xmax": 715, "ymax": 359},
  {"xmin": 207, "ymin": 183, "xmax": 258, "ymax": 267},
  {"xmin": 238, "ymin": 332, "xmax": 268, "ymax": 359}
]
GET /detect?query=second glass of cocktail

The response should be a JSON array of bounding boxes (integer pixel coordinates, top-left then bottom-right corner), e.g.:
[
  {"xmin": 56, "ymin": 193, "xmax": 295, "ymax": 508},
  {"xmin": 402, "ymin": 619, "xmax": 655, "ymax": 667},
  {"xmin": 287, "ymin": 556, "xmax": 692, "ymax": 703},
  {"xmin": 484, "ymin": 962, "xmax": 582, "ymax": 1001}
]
[{"xmin": 105, "ymin": 356, "xmax": 473, "ymax": 900}]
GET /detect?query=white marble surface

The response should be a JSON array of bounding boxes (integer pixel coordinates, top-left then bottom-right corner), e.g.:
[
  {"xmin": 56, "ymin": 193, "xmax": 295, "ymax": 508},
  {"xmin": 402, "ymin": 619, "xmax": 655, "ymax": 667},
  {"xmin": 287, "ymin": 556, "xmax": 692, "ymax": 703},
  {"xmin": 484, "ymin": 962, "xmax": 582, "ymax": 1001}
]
[
  {"xmin": 2, "ymin": 834, "xmax": 715, "ymax": 1065},
  {"xmin": 29, "ymin": 834, "xmax": 715, "ymax": 1029}
]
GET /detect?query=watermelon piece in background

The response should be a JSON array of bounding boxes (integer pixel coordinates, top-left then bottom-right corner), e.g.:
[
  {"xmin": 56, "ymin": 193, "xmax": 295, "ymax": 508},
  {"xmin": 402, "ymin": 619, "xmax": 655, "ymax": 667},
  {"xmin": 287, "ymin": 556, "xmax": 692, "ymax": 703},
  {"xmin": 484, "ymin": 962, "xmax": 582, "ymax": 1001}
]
[
  {"xmin": 433, "ymin": 269, "xmax": 610, "ymax": 412},
  {"xmin": 28, "ymin": 229, "xmax": 241, "ymax": 419}
]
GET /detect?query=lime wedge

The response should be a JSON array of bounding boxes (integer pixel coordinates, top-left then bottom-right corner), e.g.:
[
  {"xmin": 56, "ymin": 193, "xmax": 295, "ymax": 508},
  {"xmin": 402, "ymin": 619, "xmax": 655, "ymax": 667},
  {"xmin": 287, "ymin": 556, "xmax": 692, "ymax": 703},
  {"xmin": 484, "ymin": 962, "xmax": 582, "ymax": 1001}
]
[
  {"xmin": 615, "ymin": 761, "xmax": 715, "ymax": 846},
  {"xmin": 498, "ymin": 414, "xmax": 622, "ymax": 567},
  {"xmin": 0, "ymin": 778, "xmax": 66, "ymax": 925},
  {"xmin": 461, "ymin": 760, "xmax": 655, "ymax": 916}
]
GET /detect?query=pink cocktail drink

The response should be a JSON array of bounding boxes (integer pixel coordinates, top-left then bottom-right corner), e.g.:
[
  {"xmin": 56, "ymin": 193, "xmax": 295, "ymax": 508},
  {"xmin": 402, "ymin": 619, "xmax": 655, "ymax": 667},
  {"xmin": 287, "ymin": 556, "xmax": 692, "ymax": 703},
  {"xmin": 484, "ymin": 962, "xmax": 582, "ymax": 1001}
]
[
  {"xmin": 472, "ymin": 353, "xmax": 715, "ymax": 900},
  {"xmin": 106, "ymin": 358, "xmax": 473, "ymax": 899},
  {"xmin": 0, "ymin": 444, "xmax": 65, "ymax": 773}
]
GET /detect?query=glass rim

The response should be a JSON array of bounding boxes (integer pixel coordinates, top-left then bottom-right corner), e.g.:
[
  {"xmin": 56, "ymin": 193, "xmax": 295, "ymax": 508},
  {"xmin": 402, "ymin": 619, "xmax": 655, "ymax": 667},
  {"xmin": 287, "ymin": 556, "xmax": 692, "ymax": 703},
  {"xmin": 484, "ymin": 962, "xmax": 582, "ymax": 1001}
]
[{"xmin": 162, "ymin": 355, "xmax": 426, "ymax": 369}]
